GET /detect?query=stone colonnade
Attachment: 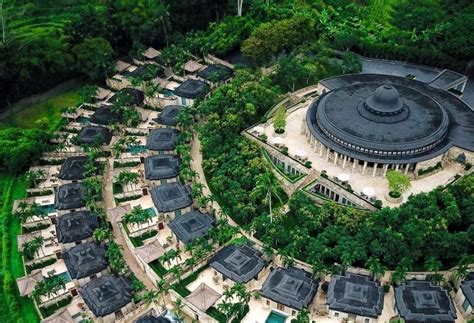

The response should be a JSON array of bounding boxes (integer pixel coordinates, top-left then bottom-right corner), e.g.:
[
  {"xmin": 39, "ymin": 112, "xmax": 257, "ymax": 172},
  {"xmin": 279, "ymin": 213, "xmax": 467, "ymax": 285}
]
[{"xmin": 301, "ymin": 121, "xmax": 414, "ymax": 178}]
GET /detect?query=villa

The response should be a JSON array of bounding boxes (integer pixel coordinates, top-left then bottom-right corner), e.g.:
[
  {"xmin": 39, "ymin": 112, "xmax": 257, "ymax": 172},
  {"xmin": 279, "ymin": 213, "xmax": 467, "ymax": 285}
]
[
  {"xmin": 54, "ymin": 182, "xmax": 87, "ymax": 212},
  {"xmin": 55, "ymin": 210, "xmax": 99, "ymax": 249},
  {"xmin": 79, "ymin": 275, "xmax": 134, "ymax": 322},
  {"xmin": 141, "ymin": 47, "xmax": 161, "ymax": 62},
  {"xmin": 58, "ymin": 156, "xmax": 89, "ymax": 182},
  {"xmin": 168, "ymin": 210, "xmax": 214, "ymax": 247},
  {"xmin": 209, "ymin": 244, "xmax": 267, "ymax": 289},
  {"xmin": 173, "ymin": 79, "xmax": 209, "ymax": 106},
  {"xmin": 154, "ymin": 105, "xmax": 183, "ymax": 128},
  {"xmin": 260, "ymin": 266, "xmax": 318, "ymax": 317},
  {"xmin": 144, "ymin": 155, "xmax": 181, "ymax": 186},
  {"xmin": 197, "ymin": 64, "xmax": 233, "ymax": 83},
  {"xmin": 89, "ymin": 105, "xmax": 122, "ymax": 126},
  {"xmin": 146, "ymin": 128, "xmax": 179, "ymax": 155},
  {"xmin": 455, "ymin": 272, "xmax": 474, "ymax": 320},
  {"xmin": 108, "ymin": 87, "xmax": 145, "ymax": 106},
  {"xmin": 150, "ymin": 182, "xmax": 193, "ymax": 219},
  {"xmin": 394, "ymin": 280, "xmax": 457, "ymax": 322},
  {"xmin": 77, "ymin": 125, "xmax": 113, "ymax": 146},
  {"xmin": 63, "ymin": 242, "xmax": 108, "ymax": 286},
  {"xmin": 327, "ymin": 273, "xmax": 384, "ymax": 323}
]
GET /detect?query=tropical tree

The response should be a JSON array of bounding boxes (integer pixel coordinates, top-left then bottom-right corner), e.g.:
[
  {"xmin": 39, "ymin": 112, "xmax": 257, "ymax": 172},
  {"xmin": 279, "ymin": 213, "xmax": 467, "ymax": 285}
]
[
  {"xmin": 116, "ymin": 171, "xmax": 140, "ymax": 191},
  {"xmin": 169, "ymin": 265, "xmax": 183, "ymax": 283},
  {"xmin": 72, "ymin": 37, "xmax": 115, "ymax": 81},
  {"xmin": 452, "ymin": 255, "xmax": 473, "ymax": 284},
  {"xmin": 184, "ymin": 256, "xmax": 197, "ymax": 271},
  {"xmin": 93, "ymin": 227, "xmax": 113, "ymax": 243},
  {"xmin": 123, "ymin": 206, "xmax": 153, "ymax": 228},
  {"xmin": 23, "ymin": 169, "xmax": 45, "ymax": 188},
  {"xmin": 250, "ymin": 171, "xmax": 283, "ymax": 222},
  {"xmin": 33, "ymin": 275, "xmax": 66, "ymax": 300},
  {"xmin": 172, "ymin": 297, "xmax": 185, "ymax": 321},
  {"xmin": 365, "ymin": 256, "xmax": 387, "ymax": 281},
  {"xmin": 295, "ymin": 308, "xmax": 310, "ymax": 323},
  {"xmin": 106, "ymin": 241, "xmax": 126, "ymax": 273},
  {"xmin": 79, "ymin": 85, "xmax": 99, "ymax": 103},
  {"xmin": 156, "ymin": 279, "xmax": 171, "ymax": 310},
  {"xmin": 14, "ymin": 202, "xmax": 45, "ymax": 223},
  {"xmin": 22, "ymin": 236, "xmax": 45, "ymax": 260},
  {"xmin": 386, "ymin": 170, "xmax": 411, "ymax": 195}
]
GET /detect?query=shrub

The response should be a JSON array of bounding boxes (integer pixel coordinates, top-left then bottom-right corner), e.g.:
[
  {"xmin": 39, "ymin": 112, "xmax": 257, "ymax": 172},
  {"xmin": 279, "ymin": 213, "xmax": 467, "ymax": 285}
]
[
  {"xmin": 389, "ymin": 191, "xmax": 401, "ymax": 198},
  {"xmin": 27, "ymin": 189, "xmax": 53, "ymax": 197},
  {"xmin": 321, "ymin": 281, "xmax": 329, "ymax": 293},
  {"xmin": 259, "ymin": 134, "xmax": 268, "ymax": 142},
  {"xmin": 304, "ymin": 161, "xmax": 312, "ymax": 168},
  {"xmin": 464, "ymin": 162, "xmax": 472, "ymax": 171},
  {"xmin": 383, "ymin": 284, "xmax": 390, "ymax": 293},
  {"xmin": 113, "ymin": 161, "xmax": 141, "ymax": 168},
  {"xmin": 26, "ymin": 258, "xmax": 57, "ymax": 274},
  {"xmin": 373, "ymin": 199, "xmax": 383, "ymax": 209},
  {"xmin": 115, "ymin": 194, "xmax": 142, "ymax": 203},
  {"xmin": 281, "ymin": 146, "xmax": 288, "ymax": 155}
]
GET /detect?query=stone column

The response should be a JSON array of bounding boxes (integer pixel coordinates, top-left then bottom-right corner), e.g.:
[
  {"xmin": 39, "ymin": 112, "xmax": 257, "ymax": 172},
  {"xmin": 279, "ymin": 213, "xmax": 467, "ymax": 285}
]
[
  {"xmin": 326, "ymin": 149, "xmax": 330, "ymax": 162},
  {"xmin": 319, "ymin": 143, "xmax": 324, "ymax": 157},
  {"xmin": 395, "ymin": 164, "xmax": 400, "ymax": 171},
  {"xmin": 362, "ymin": 161, "xmax": 368, "ymax": 175},
  {"xmin": 342, "ymin": 156, "xmax": 347, "ymax": 169},
  {"xmin": 372, "ymin": 163, "xmax": 378, "ymax": 177},
  {"xmin": 352, "ymin": 159, "xmax": 357, "ymax": 173},
  {"xmin": 334, "ymin": 152, "xmax": 338, "ymax": 166},
  {"xmin": 383, "ymin": 164, "xmax": 389, "ymax": 177}
]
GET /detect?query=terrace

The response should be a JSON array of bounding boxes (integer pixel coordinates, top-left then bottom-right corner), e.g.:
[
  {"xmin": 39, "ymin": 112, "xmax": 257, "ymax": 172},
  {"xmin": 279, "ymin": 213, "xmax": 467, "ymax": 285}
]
[{"xmin": 17, "ymin": 226, "xmax": 60, "ymax": 264}]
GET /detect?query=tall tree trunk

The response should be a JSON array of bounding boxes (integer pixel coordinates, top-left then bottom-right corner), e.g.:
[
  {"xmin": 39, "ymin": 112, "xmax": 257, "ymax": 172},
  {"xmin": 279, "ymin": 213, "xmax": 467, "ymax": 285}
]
[{"xmin": 237, "ymin": 0, "xmax": 243, "ymax": 16}]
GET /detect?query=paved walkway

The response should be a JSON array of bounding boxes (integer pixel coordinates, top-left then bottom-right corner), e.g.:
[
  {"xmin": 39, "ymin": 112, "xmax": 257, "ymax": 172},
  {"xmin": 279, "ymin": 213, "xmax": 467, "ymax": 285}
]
[{"xmin": 103, "ymin": 161, "xmax": 156, "ymax": 290}]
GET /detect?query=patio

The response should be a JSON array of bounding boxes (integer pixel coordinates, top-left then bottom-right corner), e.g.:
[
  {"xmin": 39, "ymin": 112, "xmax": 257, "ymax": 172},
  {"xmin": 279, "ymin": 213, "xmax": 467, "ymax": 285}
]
[{"xmin": 253, "ymin": 104, "xmax": 464, "ymax": 206}]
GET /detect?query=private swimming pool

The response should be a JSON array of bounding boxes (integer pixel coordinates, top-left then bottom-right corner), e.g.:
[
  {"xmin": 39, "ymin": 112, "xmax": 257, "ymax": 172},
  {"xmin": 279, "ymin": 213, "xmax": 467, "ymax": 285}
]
[
  {"xmin": 162, "ymin": 89, "xmax": 175, "ymax": 97},
  {"xmin": 77, "ymin": 116, "xmax": 91, "ymax": 125},
  {"xmin": 56, "ymin": 271, "xmax": 72, "ymax": 283},
  {"xmin": 265, "ymin": 311, "xmax": 287, "ymax": 323},
  {"xmin": 145, "ymin": 208, "xmax": 156, "ymax": 216},
  {"xmin": 38, "ymin": 204, "xmax": 56, "ymax": 214},
  {"xmin": 126, "ymin": 145, "xmax": 147, "ymax": 155}
]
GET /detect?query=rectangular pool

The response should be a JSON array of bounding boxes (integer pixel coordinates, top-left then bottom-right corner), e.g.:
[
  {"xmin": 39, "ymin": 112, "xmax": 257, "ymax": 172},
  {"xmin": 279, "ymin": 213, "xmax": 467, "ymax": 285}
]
[
  {"xmin": 77, "ymin": 116, "xmax": 91, "ymax": 125},
  {"xmin": 266, "ymin": 311, "xmax": 287, "ymax": 323},
  {"xmin": 56, "ymin": 271, "xmax": 72, "ymax": 283},
  {"xmin": 38, "ymin": 204, "xmax": 56, "ymax": 214},
  {"xmin": 126, "ymin": 145, "xmax": 147, "ymax": 155}
]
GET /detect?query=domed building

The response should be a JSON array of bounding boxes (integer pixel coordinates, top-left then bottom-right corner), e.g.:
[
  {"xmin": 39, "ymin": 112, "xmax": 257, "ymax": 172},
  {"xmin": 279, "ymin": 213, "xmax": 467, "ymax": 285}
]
[{"xmin": 304, "ymin": 73, "xmax": 474, "ymax": 177}]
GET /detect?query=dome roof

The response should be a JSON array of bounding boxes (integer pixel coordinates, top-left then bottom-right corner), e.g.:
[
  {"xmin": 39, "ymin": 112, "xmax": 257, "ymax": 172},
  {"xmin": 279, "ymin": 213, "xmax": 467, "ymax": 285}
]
[{"xmin": 365, "ymin": 84, "xmax": 403, "ymax": 114}]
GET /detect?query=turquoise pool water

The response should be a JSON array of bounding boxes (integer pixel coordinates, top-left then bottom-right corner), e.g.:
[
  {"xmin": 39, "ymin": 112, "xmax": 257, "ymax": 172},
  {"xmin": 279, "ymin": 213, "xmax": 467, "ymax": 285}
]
[
  {"xmin": 266, "ymin": 311, "xmax": 287, "ymax": 323},
  {"xmin": 38, "ymin": 204, "xmax": 56, "ymax": 214},
  {"xmin": 162, "ymin": 89, "xmax": 175, "ymax": 97},
  {"xmin": 145, "ymin": 208, "xmax": 156, "ymax": 216},
  {"xmin": 77, "ymin": 116, "xmax": 91, "ymax": 125},
  {"xmin": 126, "ymin": 145, "xmax": 147, "ymax": 155},
  {"xmin": 56, "ymin": 271, "xmax": 72, "ymax": 283}
]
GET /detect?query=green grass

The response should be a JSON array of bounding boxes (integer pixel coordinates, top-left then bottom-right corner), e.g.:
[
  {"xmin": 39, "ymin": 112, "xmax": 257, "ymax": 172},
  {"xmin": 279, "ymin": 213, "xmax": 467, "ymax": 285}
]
[
  {"xmin": 0, "ymin": 173, "xmax": 40, "ymax": 322},
  {"xmin": 0, "ymin": 89, "xmax": 82, "ymax": 130}
]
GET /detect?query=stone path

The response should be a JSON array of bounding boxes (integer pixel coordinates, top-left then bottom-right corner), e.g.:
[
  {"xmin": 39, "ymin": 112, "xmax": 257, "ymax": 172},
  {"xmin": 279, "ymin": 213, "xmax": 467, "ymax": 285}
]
[{"xmin": 103, "ymin": 161, "xmax": 156, "ymax": 291}]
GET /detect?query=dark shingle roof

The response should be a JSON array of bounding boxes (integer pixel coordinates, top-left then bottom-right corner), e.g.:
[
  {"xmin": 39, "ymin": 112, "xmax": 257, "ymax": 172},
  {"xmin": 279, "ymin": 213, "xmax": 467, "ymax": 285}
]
[
  {"xmin": 395, "ymin": 280, "xmax": 457, "ymax": 322},
  {"xmin": 63, "ymin": 243, "xmax": 108, "ymax": 279},
  {"xmin": 150, "ymin": 183, "xmax": 192, "ymax": 213},
  {"xmin": 54, "ymin": 182, "xmax": 86, "ymax": 210},
  {"xmin": 460, "ymin": 273, "xmax": 474, "ymax": 307},
  {"xmin": 174, "ymin": 80, "xmax": 209, "ymax": 99},
  {"xmin": 122, "ymin": 64, "xmax": 165, "ymax": 81},
  {"xmin": 58, "ymin": 156, "xmax": 88, "ymax": 181},
  {"xmin": 146, "ymin": 128, "xmax": 178, "ymax": 151},
  {"xmin": 56, "ymin": 211, "xmax": 99, "ymax": 243},
  {"xmin": 197, "ymin": 64, "xmax": 233, "ymax": 82},
  {"xmin": 80, "ymin": 275, "xmax": 132, "ymax": 317},
  {"xmin": 154, "ymin": 105, "xmax": 183, "ymax": 126},
  {"xmin": 168, "ymin": 211, "xmax": 214, "ymax": 245},
  {"xmin": 261, "ymin": 266, "xmax": 318, "ymax": 310},
  {"xmin": 77, "ymin": 126, "xmax": 112, "ymax": 146},
  {"xmin": 144, "ymin": 155, "xmax": 180, "ymax": 180},
  {"xmin": 109, "ymin": 88, "xmax": 145, "ymax": 106},
  {"xmin": 89, "ymin": 105, "xmax": 122, "ymax": 126},
  {"xmin": 327, "ymin": 273, "xmax": 384, "ymax": 318},
  {"xmin": 210, "ymin": 244, "xmax": 266, "ymax": 283}
]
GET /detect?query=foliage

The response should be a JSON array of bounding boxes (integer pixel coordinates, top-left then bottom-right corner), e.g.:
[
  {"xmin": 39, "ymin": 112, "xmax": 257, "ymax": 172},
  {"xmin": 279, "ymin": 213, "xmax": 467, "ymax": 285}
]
[
  {"xmin": 386, "ymin": 170, "xmax": 411, "ymax": 194},
  {"xmin": 273, "ymin": 107, "xmax": 286, "ymax": 133},
  {"xmin": 72, "ymin": 37, "xmax": 115, "ymax": 81},
  {"xmin": 241, "ymin": 16, "xmax": 316, "ymax": 65},
  {"xmin": 33, "ymin": 275, "xmax": 66, "ymax": 299},
  {"xmin": 340, "ymin": 51, "xmax": 362, "ymax": 74},
  {"xmin": 253, "ymin": 175, "xmax": 474, "ymax": 269},
  {"xmin": 0, "ymin": 128, "xmax": 51, "ymax": 173}
]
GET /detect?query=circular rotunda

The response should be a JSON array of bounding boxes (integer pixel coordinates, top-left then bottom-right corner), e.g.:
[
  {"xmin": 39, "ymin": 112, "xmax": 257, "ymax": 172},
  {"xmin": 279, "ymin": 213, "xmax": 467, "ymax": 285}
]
[{"xmin": 304, "ymin": 74, "xmax": 473, "ymax": 177}]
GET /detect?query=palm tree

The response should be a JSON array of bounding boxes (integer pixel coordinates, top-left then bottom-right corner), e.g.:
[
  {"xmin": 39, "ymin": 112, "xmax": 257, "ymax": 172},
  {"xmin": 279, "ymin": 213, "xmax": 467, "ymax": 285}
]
[
  {"xmin": 156, "ymin": 279, "xmax": 171, "ymax": 310},
  {"xmin": 452, "ymin": 255, "xmax": 472, "ymax": 285},
  {"xmin": 23, "ymin": 169, "xmax": 45, "ymax": 188},
  {"xmin": 116, "ymin": 171, "xmax": 140, "ymax": 191},
  {"xmin": 123, "ymin": 206, "xmax": 153, "ymax": 229},
  {"xmin": 169, "ymin": 265, "xmax": 183, "ymax": 283},
  {"xmin": 22, "ymin": 236, "xmax": 45, "ymax": 260},
  {"xmin": 250, "ymin": 171, "xmax": 283, "ymax": 222},
  {"xmin": 366, "ymin": 257, "xmax": 387, "ymax": 281},
  {"xmin": 172, "ymin": 297, "xmax": 185, "ymax": 321},
  {"xmin": 93, "ymin": 227, "xmax": 112, "ymax": 243},
  {"xmin": 33, "ymin": 275, "xmax": 66, "ymax": 300},
  {"xmin": 143, "ymin": 289, "xmax": 158, "ymax": 306},
  {"xmin": 295, "ymin": 308, "xmax": 310, "ymax": 322},
  {"xmin": 15, "ymin": 202, "xmax": 45, "ymax": 223},
  {"xmin": 184, "ymin": 256, "xmax": 197, "ymax": 271},
  {"xmin": 106, "ymin": 242, "xmax": 125, "ymax": 273}
]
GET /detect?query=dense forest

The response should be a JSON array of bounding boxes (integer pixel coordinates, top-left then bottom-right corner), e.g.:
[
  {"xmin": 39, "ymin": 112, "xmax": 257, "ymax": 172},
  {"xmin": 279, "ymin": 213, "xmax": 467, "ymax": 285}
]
[{"xmin": 1, "ymin": 0, "xmax": 473, "ymax": 109}]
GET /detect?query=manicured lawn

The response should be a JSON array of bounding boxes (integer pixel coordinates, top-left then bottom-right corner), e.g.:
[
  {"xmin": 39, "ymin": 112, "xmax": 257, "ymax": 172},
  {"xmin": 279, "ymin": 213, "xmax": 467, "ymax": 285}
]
[
  {"xmin": 0, "ymin": 89, "xmax": 82, "ymax": 130},
  {"xmin": 0, "ymin": 173, "xmax": 40, "ymax": 322}
]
